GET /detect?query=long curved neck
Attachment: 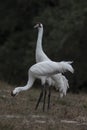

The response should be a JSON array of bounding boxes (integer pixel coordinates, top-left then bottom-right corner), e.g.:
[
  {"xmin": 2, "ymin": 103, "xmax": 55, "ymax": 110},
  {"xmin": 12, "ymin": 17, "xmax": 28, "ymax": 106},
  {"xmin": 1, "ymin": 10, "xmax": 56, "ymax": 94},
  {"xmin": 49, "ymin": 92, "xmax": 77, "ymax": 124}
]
[
  {"xmin": 35, "ymin": 25, "xmax": 49, "ymax": 62},
  {"xmin": 19, "ymin": 81, "xmax": 32, "ymax": 92},
  {"xmin": 36, "ymin": 27, "xmax": 43, "ymax": 52},
  {"xmin": 15, "ymin": 75, "xmax": 35, "ymax": 93}
]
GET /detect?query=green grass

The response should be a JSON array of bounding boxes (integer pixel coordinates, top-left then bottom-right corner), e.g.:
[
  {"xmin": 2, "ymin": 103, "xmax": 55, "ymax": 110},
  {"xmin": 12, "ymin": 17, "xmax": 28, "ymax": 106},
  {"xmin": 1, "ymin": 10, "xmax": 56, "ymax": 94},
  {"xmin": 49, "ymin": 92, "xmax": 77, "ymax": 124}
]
[{"xmin": 0, "ymin": 81, "xmax": 87, "ymax": 130}]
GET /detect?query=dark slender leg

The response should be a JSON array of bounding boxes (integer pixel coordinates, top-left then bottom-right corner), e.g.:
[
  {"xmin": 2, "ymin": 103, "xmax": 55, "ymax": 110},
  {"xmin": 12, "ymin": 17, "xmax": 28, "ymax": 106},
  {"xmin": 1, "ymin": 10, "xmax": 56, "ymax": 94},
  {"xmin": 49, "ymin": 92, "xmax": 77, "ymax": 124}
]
[
  {"xmin": 35, "ymin": 87, "xmax": 44, "ymax": 110},
  {"xmin": 47, "ymin": 87, "xmax": 51, "ymax": 110},
  {"xmin": 43, "ymin": 85, "xmax": 47, "ymax": 112}
]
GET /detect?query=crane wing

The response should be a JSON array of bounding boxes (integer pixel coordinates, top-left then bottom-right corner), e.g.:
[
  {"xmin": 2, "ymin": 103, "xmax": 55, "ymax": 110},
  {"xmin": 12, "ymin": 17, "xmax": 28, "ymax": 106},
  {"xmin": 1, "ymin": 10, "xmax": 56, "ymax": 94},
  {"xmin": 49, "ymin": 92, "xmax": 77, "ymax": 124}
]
[{"xmin": 30, "ymin": 61, "xmax": 74, "ymax": 77}]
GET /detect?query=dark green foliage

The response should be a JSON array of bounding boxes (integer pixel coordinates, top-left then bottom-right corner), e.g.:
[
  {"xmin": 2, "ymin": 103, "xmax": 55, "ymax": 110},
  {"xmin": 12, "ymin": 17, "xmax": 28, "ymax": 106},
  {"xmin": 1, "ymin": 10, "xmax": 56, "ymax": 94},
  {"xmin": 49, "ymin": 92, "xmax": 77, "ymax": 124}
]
[{"xmin": 0, "ymin": 0, "xmax": 87, "ymax": 91}]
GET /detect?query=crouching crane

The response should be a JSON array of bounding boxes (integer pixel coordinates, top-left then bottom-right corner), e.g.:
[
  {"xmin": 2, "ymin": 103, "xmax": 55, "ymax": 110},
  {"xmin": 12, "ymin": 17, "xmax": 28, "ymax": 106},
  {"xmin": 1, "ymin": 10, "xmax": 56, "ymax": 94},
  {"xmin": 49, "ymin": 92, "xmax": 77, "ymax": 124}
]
[{"xmin": 11, "ymin": 60, "xmax": 74, "ymax": 111}]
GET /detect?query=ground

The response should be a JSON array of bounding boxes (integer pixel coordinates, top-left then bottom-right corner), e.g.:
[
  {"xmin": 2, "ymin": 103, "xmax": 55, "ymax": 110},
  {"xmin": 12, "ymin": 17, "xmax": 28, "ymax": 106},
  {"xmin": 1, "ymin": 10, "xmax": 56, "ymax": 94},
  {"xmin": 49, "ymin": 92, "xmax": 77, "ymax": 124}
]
[{"xmin": 0, "ymin": 81, "xmax": 87, "ymax": 130}]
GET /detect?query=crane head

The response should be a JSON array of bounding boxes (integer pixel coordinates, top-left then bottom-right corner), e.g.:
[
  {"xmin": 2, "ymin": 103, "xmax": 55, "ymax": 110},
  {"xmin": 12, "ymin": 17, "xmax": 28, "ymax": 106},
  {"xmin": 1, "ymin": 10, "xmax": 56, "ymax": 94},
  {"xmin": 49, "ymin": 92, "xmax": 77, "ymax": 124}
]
[
  {"xmin": 34, "ymin": 22, "xmax": 43, "ymax": 29},
  {"xmin": 11, "ymin": 90, "xmax": 16, "ymax": 97},
  {"xmin": 11, "ymin": 87, "xmax": 20, "ymax": 97}
]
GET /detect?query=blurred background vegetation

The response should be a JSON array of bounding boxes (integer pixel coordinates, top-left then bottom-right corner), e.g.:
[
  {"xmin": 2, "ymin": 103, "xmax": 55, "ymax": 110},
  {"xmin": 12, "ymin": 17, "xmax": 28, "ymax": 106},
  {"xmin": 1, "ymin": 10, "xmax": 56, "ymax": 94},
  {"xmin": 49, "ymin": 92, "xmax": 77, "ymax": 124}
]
[{"xmin": 0, "ymin": 0, "xmax": 87, "ymax": 92}]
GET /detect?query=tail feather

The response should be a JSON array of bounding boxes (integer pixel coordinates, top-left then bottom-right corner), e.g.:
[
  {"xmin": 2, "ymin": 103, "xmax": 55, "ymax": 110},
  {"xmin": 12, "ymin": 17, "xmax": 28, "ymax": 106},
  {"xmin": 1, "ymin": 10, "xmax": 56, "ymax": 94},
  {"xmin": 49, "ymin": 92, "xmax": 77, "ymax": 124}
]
[
  {"xmin": 59, "ymin": 75, "xmax": 69, "ymax": 97},
  {"xmin": 58, "ymin": 61, "xmax": 74, "ymax": 73},
  {"xmin": 52, "ymin": 74, "xmax": 69, "ymax": 98}
]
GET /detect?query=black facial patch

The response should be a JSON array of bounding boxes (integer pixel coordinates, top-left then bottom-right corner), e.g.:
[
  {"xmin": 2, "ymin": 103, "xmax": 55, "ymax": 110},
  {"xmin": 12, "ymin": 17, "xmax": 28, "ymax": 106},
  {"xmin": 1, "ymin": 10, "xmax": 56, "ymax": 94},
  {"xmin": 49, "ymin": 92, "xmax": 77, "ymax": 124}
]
[{"xmin": 38, "ymin": 22, "xmax": 41, "ymax": 27}]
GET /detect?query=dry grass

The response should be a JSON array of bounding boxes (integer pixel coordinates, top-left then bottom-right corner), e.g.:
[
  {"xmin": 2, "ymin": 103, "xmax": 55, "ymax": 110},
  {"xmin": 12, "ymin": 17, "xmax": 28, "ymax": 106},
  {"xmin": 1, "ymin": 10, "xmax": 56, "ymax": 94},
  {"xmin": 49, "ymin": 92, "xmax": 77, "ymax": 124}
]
[{"xmin": 0, "ymin": 81, "xmax": 87, "ymax": 130}]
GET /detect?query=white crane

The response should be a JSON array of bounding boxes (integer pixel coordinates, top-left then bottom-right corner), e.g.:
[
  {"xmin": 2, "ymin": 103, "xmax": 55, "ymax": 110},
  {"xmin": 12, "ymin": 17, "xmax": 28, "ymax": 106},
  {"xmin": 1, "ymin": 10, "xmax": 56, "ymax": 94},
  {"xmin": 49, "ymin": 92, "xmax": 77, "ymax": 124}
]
[
  {"xmin": 11, "ymin": 60, "xmax": 74, "ymax": 98},
  {"xmin": 11, "ymin": 23, "xmax": 74, "ymax": 112},
  {"xmin": 34, "ymin": 23, "xmax": 74, "ymax": 110}
]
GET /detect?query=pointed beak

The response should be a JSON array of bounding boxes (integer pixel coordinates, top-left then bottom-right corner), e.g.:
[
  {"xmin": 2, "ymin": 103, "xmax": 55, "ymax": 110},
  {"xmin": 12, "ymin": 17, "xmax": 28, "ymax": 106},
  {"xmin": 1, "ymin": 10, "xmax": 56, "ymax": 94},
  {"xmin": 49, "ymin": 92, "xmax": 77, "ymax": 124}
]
[
  {"xmin": 34, "ymin": 24, "xmax": 38, "ymax": 28},
  {"xmin": 11, "ymin": 91, "xmax": 16, "ymax": 97}
]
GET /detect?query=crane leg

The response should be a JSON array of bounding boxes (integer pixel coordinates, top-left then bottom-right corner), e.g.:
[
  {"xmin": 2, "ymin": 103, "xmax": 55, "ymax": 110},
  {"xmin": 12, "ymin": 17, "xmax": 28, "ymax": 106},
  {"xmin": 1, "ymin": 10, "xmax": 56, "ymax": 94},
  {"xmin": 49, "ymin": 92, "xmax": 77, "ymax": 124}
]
[
  {"xmin": 43, "ymin": 85, "xmax": 47, "ymax": 112},
  {"xmin": 35, "ymin": 86, "xmax": 44, "ymax": 110},
  {"xmin": 47, "ymin": 87, "xmax": 51, "ymax": 110}
]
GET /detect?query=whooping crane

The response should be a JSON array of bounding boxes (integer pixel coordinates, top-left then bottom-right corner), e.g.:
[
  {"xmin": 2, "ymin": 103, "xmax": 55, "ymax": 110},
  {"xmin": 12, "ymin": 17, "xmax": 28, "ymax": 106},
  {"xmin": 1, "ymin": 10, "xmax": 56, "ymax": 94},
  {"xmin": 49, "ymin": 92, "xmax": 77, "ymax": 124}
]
[
  {"xmin": 34, "ymin": 23, "xmax": 74, "ymax": 110},
  {"xmin": 11, "ymin": 60, "xmax": 74, "ymax": 98}
]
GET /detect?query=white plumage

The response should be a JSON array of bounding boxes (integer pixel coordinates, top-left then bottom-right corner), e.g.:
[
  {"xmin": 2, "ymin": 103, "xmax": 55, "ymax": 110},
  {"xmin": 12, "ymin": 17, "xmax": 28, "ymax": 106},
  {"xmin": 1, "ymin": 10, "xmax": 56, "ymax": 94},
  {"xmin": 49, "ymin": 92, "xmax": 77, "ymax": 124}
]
[
  {"xmin": 11, "ymin": 23, "xmax": 74, "ymax": 111},
  {"xmin": 30, "ymin": 61, "xmax": 74, "ymax": 76},
  {"xmin": 11, "ymin": 60, "xmax": 73, "ymax": 96},
  {"xmin": 34, "ymin": 23, "xmax": 74, "ymax": 97}
]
